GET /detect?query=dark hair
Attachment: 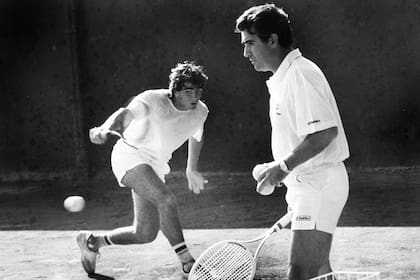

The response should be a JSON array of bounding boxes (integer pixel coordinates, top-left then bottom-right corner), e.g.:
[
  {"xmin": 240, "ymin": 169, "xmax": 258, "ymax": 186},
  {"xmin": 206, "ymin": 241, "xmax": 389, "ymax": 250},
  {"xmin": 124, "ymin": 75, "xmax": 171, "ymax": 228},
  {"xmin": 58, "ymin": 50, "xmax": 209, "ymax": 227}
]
[
  {"xmin": 235, "ymin": 3, "xmax": 294, "ymax": 49},
  {"xmin": 169, "ymin": 61, "xmax": 208, "ymax": 94}
]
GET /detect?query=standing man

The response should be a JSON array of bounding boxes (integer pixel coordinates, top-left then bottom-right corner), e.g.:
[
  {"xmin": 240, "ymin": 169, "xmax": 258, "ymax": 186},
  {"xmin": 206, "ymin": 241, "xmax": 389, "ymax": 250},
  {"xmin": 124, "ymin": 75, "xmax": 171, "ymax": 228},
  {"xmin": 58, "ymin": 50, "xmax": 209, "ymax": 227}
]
[
  {"xmin": 235, "ymin": 4, "xmax": 350, "ymax": 280},
  {"xmin": 77, "ymin": 61, "xmax": 209, "ymax": 277}
]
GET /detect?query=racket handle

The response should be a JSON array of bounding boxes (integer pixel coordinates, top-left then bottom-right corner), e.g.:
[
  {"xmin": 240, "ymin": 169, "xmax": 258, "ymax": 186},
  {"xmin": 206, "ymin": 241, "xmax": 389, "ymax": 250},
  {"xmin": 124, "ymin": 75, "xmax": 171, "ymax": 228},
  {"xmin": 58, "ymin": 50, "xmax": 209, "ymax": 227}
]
[
  {"xmin": 104, "ymin": 129, "xmax": 122, "ymax": 138},
  {"xmin": 272, "ymin": 211, "xmax": 293, "ymax": 232},
  {"xmin": 104, "ymin": 129, "xmax": 138, "ymax": 150}
]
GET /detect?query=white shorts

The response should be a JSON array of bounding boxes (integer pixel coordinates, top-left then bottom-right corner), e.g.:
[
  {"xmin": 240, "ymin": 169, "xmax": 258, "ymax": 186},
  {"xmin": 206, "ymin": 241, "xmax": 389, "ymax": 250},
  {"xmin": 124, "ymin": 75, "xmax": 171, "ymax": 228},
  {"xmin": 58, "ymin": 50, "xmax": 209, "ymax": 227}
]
[
  {"xmin": 110, "ymin": 141, "xmax": 170, "ymax": 187},
  {"xmin": 283, "ymin": 162, "xmax": 349, "ymax": 234}
]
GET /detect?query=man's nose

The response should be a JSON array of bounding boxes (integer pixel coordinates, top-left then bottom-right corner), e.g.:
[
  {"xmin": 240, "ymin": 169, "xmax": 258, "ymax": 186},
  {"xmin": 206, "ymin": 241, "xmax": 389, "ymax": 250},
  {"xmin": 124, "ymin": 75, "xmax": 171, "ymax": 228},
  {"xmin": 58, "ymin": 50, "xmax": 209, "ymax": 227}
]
[{"xmin": 243, "ymin": 46, "xmax": 249, "ymax": 58}]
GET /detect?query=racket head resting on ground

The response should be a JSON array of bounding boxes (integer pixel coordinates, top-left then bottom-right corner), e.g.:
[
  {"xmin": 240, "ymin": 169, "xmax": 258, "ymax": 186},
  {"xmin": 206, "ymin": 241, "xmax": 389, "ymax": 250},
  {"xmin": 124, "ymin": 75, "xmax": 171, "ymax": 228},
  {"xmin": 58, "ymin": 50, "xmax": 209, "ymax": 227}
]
[
  {"xmin": 189, "ymin": 240, "xmax": 256, "ymax": 280},
  {"xmin": 188, "ymin": 212, "xmax": 292, "ymax": 280}
]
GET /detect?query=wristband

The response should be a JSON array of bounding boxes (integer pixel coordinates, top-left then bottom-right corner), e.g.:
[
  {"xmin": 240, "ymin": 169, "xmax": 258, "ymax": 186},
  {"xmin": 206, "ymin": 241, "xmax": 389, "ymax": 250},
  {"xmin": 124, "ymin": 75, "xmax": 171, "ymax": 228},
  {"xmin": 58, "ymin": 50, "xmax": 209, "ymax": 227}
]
[{"xmin": 278, "ymin": 160, "xmax": 291, "ymax": 173}]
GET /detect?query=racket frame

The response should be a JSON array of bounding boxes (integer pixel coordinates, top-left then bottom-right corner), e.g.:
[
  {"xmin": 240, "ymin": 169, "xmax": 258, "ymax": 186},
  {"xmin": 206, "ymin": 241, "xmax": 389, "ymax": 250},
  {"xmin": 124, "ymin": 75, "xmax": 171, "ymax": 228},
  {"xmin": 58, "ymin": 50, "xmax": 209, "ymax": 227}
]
[{"xmin": 189, "ymin": 211, "xmax": 293, "ymax": 280}]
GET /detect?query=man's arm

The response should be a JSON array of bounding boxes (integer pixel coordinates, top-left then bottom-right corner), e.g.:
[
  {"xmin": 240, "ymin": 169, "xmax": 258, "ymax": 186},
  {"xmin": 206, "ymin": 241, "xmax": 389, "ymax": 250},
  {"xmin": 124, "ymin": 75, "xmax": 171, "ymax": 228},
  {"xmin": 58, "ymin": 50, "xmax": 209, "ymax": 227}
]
[
  {"xmin": 261, "ymin": 126, "xmax": 338, "ymax": 187},
  {"xmin": 89, "ymin": 108, "xmax": 135, "ymax": 145},
  {"xmin": 187, "ymin": 136, "xmax": 204, "ymax": 171},
  {"xmin": 285, "ymin": 126, "xmax": 338, "ymax": 171},
  {"xmin": 186, "ymin": 136, "xmax": 207, "ymax": 194},
  {"xmin": 102, "ymin": 108, "xmax": 134, "ymax": 132}
]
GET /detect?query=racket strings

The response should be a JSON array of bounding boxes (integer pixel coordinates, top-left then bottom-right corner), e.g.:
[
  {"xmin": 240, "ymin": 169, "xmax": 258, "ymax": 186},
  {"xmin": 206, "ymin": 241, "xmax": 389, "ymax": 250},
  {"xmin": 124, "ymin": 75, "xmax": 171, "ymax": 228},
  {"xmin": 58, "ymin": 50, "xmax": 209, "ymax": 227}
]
[{"xmin": 190, "ymin": 242, "xmax": 254, "ymax": 280}]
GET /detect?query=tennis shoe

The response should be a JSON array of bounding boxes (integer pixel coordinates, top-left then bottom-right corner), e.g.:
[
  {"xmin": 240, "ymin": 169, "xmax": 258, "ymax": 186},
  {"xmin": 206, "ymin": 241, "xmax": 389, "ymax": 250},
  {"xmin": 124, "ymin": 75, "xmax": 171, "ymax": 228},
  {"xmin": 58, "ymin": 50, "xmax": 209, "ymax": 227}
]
[
  {"xmin": 76, "ymin": 231, "xmax": 100, "ymax": 274},
  {"xmin": 181, "ymin": 260, "xmax": 195, "ymax": 278}
]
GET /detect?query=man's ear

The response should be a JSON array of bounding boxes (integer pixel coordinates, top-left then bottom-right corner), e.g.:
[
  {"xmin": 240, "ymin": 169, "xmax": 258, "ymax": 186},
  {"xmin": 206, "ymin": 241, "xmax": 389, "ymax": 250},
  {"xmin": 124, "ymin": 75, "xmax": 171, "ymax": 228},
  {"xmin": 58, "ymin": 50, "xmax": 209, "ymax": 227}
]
[{"xmin": 268, "ymin": 33, "xmax": 279, "ymax": 48}]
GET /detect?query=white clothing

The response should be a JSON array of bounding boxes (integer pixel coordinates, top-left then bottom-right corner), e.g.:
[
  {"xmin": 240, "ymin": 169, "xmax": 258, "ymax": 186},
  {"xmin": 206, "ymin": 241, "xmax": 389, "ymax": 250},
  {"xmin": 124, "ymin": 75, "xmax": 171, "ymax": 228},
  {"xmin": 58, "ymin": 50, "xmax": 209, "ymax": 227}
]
[
  {"xmin": 266, "ymin": 49, "xmax": 349, "ymax": 174},
  {"xmin": 283, "ymin": 162, "xmax": 349, "ymax": 234},
  {"xmin": 111, "ymin": 89, "xmax": 208, "ymax": 186},
  {"xmin": 266, "ymin": 49, "xmax": 350, "ymax": 233},
  {"xmin": 111, "ymin": 147, "xmax": 169, "ymax": 185}
]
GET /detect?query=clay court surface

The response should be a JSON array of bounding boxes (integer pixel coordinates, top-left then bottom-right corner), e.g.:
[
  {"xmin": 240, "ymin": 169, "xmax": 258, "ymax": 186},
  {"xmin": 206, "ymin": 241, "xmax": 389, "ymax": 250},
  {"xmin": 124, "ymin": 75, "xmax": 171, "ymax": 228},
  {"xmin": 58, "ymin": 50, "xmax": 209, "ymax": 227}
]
[{"xmin": 0, "ymin": 170, "xmax": 419, "ymax": 279}]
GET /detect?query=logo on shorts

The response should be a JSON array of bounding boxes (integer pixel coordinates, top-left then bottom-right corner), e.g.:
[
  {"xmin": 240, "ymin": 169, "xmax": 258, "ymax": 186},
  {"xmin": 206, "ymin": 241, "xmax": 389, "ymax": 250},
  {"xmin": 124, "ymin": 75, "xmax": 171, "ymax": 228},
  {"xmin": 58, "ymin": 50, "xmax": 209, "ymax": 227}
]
[
  {"xmin": 296, "ymin": 215, "xmax": 311, "ymax": 221},
  {"xmin": 307, "ymin": 120, "xmax": 320, "ymax": 125}
]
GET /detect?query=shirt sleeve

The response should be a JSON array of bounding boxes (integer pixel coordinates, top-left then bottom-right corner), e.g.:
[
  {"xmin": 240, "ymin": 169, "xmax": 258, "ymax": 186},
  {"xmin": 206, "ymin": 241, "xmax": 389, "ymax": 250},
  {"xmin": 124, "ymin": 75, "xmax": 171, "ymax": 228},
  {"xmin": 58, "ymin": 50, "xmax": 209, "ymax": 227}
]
[
  {"xmin": 292, "ymin": 71, "xmax": 337, "ymax": 136},
  {"xmin": 126, "ymin": 91, "xmax": 153, "ymax": 118},
  {"xmin": 191, "ymin": 125, "xmax": 204, "ymax": 142},
  {"xmin": 191, "ymin": 103, "xmax": 209, "ymax": 142}
]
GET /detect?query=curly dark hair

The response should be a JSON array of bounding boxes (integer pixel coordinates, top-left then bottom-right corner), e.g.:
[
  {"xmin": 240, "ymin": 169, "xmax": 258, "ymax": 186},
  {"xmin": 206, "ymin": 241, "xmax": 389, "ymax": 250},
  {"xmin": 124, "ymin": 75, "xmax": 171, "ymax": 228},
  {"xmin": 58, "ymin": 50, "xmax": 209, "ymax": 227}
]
[
  {"xmin": 169, "ymin": 61, "xmax": 208, "ymax": 95},
  {"xmin": 235, "ymin": 3, "xmax": 294, "ymax": 49}
]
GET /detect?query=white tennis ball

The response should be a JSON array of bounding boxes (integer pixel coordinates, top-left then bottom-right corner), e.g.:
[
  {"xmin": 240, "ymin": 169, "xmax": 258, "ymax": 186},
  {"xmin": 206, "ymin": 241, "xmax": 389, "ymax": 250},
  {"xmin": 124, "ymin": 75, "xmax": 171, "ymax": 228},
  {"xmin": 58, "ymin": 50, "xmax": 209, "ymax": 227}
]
[
  {"xmin": 64, "ymin": 196, "xmax": 85, "ymax": 212},
  {"xmin": 252, "ymin": 163, "xmax": 267, "ymax": 181},
  {"xmin": 256, "ymin": 180, "xmax": 275, "ymax": 196}
]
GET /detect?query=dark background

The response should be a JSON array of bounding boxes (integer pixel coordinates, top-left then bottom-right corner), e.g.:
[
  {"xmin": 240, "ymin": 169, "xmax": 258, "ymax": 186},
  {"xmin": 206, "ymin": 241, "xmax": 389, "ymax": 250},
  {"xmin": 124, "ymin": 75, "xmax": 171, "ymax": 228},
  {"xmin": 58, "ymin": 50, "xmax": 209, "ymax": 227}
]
[{"xmin": 1, "ymin": 0, "xmax": 420, "ymax": 182}]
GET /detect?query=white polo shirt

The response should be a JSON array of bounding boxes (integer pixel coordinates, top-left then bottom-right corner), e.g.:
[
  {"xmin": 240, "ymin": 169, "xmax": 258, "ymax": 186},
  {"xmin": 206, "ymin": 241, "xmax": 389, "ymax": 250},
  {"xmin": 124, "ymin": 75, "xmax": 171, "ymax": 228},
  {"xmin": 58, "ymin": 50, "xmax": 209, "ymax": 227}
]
[
  {"xmin": 266, "ymin": 49, "xmax": 349, "ymax": 173},
  {"xmin": 115, "ymin": 89, "xmax": 208, "ymax": 164}
]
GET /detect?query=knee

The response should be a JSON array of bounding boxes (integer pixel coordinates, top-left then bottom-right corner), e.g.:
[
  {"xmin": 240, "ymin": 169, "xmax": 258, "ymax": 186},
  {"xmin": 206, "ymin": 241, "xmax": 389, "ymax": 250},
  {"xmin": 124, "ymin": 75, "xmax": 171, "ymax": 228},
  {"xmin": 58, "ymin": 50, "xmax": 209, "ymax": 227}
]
[
  {"xmin": 288, "ymin": 262, "xmax": 304, "ymax": 280},
  {"xmin": 288, "ymin": 261, "xmax": 324, "ymax": 280},
  {"xmin": 132, "ymin": 225, "xmax": 159, "ymax": 243},
  {"xmin": 156, "ymin": 192, "xmax": 178, "ymax": 209},
  {"xmin": 319, "ymin": 262, "xmax": 332, "ymax": 276}
]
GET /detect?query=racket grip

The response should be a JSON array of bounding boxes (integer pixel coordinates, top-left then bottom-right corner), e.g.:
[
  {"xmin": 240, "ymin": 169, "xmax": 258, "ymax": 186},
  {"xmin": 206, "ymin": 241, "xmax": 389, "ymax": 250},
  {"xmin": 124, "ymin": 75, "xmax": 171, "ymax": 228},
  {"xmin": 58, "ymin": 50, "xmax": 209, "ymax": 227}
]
[
  {"xmin": 273, "ymin": 211, "xmax": 293, "ymax": 231},
  {"xmin": 103, "ymin": 129, "xmax": 122, "ymax": 137}
]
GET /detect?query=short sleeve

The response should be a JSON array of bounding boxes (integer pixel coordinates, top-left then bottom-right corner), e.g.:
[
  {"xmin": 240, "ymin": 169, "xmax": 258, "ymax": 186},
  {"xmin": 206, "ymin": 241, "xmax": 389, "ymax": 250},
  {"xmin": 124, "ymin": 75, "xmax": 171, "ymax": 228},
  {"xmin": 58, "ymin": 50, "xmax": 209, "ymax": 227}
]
[
  {"xmin": 191, "ymin": 102, "xmax": 208, "ymax": 141},
  {"xmin": 126, "ymin": 91, "xmax": 153, "ymax": 118},
  {"xmin": 191, "ymin": 125, "xmax": 204, "ymax": 142},
  {"xmin": 292, "ymin": 71, "xmax": 337, "ymax": 136}
]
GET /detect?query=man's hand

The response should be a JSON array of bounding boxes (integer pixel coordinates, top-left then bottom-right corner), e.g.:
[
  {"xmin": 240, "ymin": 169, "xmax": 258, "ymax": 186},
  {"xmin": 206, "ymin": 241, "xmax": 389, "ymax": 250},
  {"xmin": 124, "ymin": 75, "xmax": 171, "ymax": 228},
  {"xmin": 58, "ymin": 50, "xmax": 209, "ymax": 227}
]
[
  {"xmin": 256, "ymin": 161, "xmax": 288, "ymax": 195},
  {"xmin": 186, "ymin": 169, "xmax": 207, "ymax": 194},
  {"xmin": 89, "ymin": 127, "xmax": 109, "ymax": 145},
  {"xmin": 266, "ymin": 161, "xmax": 289, "ymax": 184}
]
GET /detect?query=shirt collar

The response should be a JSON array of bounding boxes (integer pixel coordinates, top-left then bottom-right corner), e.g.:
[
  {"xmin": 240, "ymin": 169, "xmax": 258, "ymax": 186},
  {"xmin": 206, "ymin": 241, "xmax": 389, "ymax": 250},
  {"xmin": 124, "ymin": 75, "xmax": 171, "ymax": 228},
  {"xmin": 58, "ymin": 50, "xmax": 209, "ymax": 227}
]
[{"xmin": 267, "ymin": 48, "xmax": 302, "ymax": 86}]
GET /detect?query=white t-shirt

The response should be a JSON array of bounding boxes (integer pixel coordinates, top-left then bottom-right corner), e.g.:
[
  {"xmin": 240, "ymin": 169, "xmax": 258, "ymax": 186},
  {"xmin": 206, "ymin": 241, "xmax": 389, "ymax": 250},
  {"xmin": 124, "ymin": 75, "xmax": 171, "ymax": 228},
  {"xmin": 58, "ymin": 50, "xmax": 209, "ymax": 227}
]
[
  {"xmin": 114, "ymin": 89, "xmax": 208, "ymax": 164},
  {"xmin": 266, "ymin": 49, "xmax": 349, "ymax": 173}
]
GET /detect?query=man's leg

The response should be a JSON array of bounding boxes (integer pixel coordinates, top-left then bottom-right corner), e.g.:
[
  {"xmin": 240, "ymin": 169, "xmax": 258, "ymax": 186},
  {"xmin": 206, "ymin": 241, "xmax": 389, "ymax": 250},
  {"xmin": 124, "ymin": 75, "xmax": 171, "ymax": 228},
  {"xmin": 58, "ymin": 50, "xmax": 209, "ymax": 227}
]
[
  {"xmin": 76, "ymin": 166, "xmax": 161, "ymax": 274},
  {"xmin": 121, "ymin": 164, "xmax": 195, "ymax": 271},
  {"xmin": 105, "ymin": 189, "xmax": 160, "ymax": 244},
  {"xmin": 288, "ymin": 229, "xmax": 333, "ymax": 280}
]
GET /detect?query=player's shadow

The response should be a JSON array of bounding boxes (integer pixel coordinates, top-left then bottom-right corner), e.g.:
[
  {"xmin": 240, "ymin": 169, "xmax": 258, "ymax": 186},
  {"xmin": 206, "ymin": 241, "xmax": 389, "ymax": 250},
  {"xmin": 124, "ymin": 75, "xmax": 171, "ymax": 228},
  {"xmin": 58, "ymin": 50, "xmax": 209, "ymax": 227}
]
[{"xmin": 88, "ymin": 273, "xmax": 115, "ymax": 280}]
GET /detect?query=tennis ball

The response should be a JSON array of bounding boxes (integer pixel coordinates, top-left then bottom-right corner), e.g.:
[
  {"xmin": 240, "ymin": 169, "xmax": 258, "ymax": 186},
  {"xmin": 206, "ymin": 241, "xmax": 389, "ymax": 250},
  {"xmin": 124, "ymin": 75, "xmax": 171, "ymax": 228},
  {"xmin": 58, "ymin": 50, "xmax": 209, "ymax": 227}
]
[
  {"xmin": 64, "ymin": 196, "xmax": 85, "ymax": 212},
  {"xmin": 256, "ymin": 180, "xmax": 275, "ymax": 196},
  {"xmin": 252, "ymin": 163, "xmax": 267, "ymax": 181}
]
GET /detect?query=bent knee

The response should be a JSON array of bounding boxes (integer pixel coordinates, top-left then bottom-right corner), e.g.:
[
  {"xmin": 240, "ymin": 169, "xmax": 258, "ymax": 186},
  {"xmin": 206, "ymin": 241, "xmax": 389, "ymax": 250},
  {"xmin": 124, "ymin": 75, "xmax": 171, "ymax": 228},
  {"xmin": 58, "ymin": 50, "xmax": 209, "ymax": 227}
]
[
  {"xmin": 156, "ymin": 192, "xmax": 178, "ymax": 209},
  {"xmin": 132, "ymin": 226, "xmax": 159, "ymax": 243}
]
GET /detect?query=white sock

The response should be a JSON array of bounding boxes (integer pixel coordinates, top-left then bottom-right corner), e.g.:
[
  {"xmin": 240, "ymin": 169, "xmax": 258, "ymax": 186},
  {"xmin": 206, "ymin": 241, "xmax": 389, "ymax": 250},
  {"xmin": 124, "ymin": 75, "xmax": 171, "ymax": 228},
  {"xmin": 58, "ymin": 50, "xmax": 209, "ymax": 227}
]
[{"xmin": 173, "ymin": 242, "xmax": 194, "ymax": 263}]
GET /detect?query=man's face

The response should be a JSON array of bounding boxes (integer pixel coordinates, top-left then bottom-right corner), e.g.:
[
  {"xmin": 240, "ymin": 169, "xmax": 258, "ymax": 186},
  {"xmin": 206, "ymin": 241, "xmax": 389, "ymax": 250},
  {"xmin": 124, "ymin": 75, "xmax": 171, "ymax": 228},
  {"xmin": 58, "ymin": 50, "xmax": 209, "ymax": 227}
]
[
  {"xmin": 241, "ymin": 30, "xmax": 274, "ymax": 72},
  {"xmin": 173, "ymin": 82, "xmax": 203, "ymax": 111}
]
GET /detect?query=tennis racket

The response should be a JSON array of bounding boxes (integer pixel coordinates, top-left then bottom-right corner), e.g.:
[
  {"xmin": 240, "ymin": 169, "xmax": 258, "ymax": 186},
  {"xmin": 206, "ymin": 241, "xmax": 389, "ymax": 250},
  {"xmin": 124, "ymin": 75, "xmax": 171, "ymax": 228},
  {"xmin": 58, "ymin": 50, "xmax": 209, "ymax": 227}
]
[
  {"xmin": 188, "ymin": 211, "xmax": 293, "ymax": 280},
  {"xmin": 103, "ymin": 129, "xmax": 138, "ymax": 150}
]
